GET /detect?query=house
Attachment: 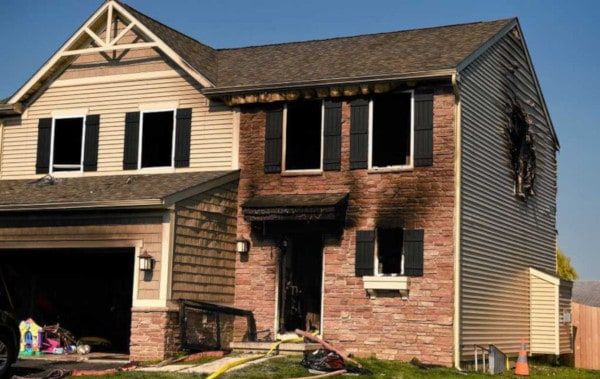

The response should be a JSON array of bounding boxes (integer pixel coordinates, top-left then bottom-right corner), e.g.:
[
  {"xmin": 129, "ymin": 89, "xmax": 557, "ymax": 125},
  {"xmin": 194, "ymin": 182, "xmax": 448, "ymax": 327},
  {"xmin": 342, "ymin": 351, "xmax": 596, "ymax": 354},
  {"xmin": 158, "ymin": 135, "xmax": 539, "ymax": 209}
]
[
  {"xmin": 571, "ymin": 281, "xmax": 600, "ymax": 369},
  {"xmin": 0, "ymin": 1, "xmax": 240, "ymax": 361},
  {"xmin": 0, "ymin": 0, "xmax": 570, "ymax": 368}
]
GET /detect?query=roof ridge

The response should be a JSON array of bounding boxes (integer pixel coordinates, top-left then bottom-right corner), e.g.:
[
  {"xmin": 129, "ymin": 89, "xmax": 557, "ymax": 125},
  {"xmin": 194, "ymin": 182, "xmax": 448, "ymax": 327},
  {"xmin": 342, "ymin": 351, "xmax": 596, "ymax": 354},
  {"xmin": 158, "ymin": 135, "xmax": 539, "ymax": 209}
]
[
  {"xmin": 116, "ymin": 0, "xmax": 216, "ymax": 52},
  {"xmin": 217, "ymin": 17, "xmax": 516, "ymax": 52}
]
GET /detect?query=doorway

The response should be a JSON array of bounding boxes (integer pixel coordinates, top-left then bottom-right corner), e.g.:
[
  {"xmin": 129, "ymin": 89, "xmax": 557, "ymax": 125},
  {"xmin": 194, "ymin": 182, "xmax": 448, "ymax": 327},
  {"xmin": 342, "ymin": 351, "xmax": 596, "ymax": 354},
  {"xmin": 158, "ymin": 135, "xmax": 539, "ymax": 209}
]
[{"xmin": 277, "ymin": 233, "xmax": 323, "ymax": 334}]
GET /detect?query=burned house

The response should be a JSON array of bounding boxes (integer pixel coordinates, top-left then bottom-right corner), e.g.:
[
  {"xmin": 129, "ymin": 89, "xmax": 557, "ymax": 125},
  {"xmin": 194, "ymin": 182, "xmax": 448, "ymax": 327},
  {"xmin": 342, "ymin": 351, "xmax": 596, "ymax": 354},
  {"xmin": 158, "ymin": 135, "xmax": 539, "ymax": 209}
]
[{"xmin": 0, "ymin": 0, "xmax": 569, "ymax": 367}]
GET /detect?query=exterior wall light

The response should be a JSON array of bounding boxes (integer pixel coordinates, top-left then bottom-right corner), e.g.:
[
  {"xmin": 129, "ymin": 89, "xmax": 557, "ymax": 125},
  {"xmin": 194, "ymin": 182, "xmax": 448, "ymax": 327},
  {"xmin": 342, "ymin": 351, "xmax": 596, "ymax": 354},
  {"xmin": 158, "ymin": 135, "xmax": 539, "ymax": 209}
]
[
  {"xmin": 236, "ymin": 239, "xmax": 250, "ymax": 254},
  {"xmin": 139, "ymin": 250, "xmax": 155, "ymax": 271}
]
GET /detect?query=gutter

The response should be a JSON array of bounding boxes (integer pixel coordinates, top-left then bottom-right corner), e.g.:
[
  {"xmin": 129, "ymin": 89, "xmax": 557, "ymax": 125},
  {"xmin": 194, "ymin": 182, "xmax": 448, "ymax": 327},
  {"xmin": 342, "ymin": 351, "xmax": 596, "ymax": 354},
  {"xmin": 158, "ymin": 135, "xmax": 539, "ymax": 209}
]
[
  {"xmin": 202, "ymin": 69, "xmax": 455, "ymax": 96},
  {"xmin": 452, "ymin": 72, "xmax": 463, "ymax": 370},
  {"xmin": 0, "ymin": 199, "xmax": 166, "ymax": 212}
]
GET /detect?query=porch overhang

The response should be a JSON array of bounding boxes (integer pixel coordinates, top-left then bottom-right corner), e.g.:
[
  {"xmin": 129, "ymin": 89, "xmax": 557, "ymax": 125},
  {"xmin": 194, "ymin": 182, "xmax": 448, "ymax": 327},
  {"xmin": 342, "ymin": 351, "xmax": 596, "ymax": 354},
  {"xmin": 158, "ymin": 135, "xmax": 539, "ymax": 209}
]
[{"xmin": 242, "ymin": 193, "xmax": 348, "ymax": 222}]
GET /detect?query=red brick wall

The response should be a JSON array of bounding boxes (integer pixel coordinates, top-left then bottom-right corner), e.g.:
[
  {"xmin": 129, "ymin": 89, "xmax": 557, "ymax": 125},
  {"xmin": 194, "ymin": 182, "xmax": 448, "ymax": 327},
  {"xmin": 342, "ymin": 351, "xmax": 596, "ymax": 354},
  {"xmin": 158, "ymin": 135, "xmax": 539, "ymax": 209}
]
[
  {"xmin": 129, "ymin": 309, "xmax": 179, "ymax": 362},
  {"xmin": 235, "ymin": 86, "xmax": 456, "ymax": 366}
]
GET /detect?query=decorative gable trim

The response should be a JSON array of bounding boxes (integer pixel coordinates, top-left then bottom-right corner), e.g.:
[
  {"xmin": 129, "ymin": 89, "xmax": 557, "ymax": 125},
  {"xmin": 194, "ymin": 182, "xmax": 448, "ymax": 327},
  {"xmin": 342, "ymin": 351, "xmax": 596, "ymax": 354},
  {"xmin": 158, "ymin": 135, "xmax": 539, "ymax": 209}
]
[{"xmin": 9, "ymin": 0, "xmax": 214, "ymax": 107}]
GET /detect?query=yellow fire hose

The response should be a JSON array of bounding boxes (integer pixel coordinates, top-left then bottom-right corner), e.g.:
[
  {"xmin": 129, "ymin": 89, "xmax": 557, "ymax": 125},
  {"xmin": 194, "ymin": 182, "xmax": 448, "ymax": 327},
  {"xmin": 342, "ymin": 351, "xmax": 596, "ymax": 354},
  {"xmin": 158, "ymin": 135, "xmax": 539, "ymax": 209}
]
[{"xmin": 206, "ymin": 333, "xmax": 313, "ymax": 379}]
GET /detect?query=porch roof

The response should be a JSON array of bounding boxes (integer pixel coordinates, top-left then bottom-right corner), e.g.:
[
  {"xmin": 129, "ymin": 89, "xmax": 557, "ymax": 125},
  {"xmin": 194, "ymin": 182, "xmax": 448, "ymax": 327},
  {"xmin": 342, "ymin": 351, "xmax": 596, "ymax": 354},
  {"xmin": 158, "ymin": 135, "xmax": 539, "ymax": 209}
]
[
  {"xmin": 0, "ymin": 170, "xmax": 239, "ymax": 211},
  {"xmin": 242, "ymin": 192, "xmax": 348, "ymax": 222}
]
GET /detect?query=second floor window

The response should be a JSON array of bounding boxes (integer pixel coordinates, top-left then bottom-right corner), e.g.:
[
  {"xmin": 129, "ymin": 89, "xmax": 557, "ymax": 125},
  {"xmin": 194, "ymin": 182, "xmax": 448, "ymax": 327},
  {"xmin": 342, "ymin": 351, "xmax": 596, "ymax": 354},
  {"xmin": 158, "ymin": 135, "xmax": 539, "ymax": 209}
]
[
  {"xmin": 141, "ymin": 110, "xmax": 175, "ymax": 168},
  {"xmin": 36, "ymin": 114, "xmax": 100, "ymax": 174},
  {"xmin": 350, "ymin": 90, "xmax": 433, "ymax": 170},
  {"xmin": 51, "ymin": 116, "xmax": 85, "ymax": 172},
  {"xmin": 284, "ymin": 101, "xmax": 323, "ymax": 171},
  {"xmin": 123, "ymin": 108, "xmax": 192, "ymax": 170}
]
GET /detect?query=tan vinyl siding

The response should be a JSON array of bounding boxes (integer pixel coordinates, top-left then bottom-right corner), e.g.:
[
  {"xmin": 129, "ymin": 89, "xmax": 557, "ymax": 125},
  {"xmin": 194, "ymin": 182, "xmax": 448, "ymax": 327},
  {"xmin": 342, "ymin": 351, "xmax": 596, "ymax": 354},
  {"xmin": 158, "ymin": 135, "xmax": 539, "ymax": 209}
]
[
  {"xmin": 1, "ymin": 69, "xmax": 234, "ymax": 179},
  {"xmin": 559, "ymin": 280, "xmax": 573, "ymax": 354},
  {"xmin": 1, "ymin": 20, "xmax": 233, "ymax": 178},
  {"xmin": 171, "ymin": 181, "xmax": 238, "ymax": 305},
  {"xmin": 530, "ymin": 268, "xmax": 559, "ymax": 354},
  {"xmin": 459, "ymin": 29, "xmax": 558, "ymax": 358}
]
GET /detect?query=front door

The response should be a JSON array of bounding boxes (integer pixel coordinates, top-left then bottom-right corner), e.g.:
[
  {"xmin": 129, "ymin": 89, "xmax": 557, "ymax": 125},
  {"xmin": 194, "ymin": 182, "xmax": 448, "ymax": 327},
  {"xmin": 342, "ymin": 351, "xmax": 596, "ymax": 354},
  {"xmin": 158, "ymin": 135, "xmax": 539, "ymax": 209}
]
[{"xmin": 277, "ymin": 233, "xmax": 323, "ymax": 334}]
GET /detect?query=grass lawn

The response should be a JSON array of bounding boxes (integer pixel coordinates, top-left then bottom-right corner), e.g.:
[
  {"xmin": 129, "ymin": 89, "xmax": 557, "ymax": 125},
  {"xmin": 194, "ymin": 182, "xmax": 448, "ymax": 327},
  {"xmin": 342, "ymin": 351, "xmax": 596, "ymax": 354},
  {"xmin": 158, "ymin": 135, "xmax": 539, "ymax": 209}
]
[{"xmin": 67, "ymin": 354, "xmax": 599, "ymax": 378}]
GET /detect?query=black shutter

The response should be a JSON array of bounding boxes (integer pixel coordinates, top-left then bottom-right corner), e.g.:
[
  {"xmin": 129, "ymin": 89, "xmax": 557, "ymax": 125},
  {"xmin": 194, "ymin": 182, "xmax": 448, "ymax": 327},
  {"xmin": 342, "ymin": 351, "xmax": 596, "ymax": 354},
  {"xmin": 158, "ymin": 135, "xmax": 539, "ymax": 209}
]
[
  {"xmin": 355, "ymin": 230, "xmax": 375, "ymax": 276},
  {"xmin": 83, "ymin": 114, "xmax": 100, "ymax": 172},
  {"xmin": 35, "ymin": 118, "xmax": 52, "ymax": 174},
  {"xmin": 350, "ymin": 98, "xmax": 369, "ymax": 169},
  {"xmin": 264, "ymin": 107, "xmax": 283, "ymax": 173},
  {"xmin": 414, "ymin": 92, "xmax": 433, "ymax": 167},
  {"xmin": 323, "ymin": 99, "xmax": 342, "ymax": 171},
  {"xmin": 174, "ymin": 108, "xmax": 192, "ymax": 167},
  {"xmin": 123, "ymin": 112, "xmax": 140, "ymax": 170},
  {"xmin": 403, "ymin": 229, "xmax": 424, "ymax": 276}
]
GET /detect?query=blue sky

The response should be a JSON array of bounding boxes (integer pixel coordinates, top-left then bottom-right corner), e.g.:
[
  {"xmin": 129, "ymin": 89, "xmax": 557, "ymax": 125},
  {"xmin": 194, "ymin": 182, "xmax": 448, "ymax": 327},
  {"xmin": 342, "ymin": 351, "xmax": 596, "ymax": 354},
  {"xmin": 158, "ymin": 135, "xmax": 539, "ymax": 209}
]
[{"xmin": 1, "ymin": 1, "xmax": 598, "ymax": 280}]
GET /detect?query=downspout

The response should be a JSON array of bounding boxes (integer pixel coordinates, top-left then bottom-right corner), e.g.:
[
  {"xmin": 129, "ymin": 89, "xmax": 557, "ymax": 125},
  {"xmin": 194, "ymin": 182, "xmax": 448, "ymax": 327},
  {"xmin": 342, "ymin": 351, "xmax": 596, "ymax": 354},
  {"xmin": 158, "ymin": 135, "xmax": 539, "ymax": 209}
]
[{"xmin": 452, "ymin": 72, "xmax": 463, "ymax": 370}]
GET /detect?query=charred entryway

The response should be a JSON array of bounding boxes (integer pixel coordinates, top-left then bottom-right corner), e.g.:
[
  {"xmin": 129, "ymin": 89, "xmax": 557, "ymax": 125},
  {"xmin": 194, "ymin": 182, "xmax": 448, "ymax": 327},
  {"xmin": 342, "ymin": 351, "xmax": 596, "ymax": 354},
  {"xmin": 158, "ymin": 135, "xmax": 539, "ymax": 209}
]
[
  {"xmin": 241, "ymin": 192, "xmax": 348, "ymax": 335},
  {"xmin": 278, "ymin": 233, "xmax": 323, "ymax": 333},
  {"xmin": 0, "ymin": 248, "xmax": 134, "ymax": 353}
]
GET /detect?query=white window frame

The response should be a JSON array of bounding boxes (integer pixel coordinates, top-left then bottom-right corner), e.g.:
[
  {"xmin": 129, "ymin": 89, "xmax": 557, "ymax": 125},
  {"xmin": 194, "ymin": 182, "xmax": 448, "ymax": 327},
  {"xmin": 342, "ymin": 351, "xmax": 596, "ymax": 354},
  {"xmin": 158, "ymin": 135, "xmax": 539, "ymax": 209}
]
[
  {"xmin": 49, "ymin": 115, "xmax": 86, "ymax": 174},
  {"xmin": 138, "ymin": 109, "xmax": 177, "ymax": 170},
  {"xmin": 368, "ymin": 89, "xmax": 415, "ymax": 171},
  {"xmin": 282, "ymin": 100, "xmax": 324, "ymax": 173}
]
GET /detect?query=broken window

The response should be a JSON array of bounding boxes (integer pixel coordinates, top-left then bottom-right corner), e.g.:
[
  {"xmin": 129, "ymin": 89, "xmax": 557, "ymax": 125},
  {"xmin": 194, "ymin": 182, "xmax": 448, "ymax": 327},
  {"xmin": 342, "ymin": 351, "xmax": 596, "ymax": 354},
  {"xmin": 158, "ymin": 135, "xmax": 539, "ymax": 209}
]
[
  {"xmin": 371, "ymin": 92, "xmax": 413, "ymax": 168},
  {"xmin": 350, "ymin": 91, "xmax": 425, "ymax": 170},
  {"xmin": 355, "ymin": 228, "xmax": 424, "ymax": 277},
  {"xmin": 51, "ymin": 117, "xmax": 85, "ymax": 172},
  {"xmin": 284, "ymin": 100, "xmax": 323, "ymax": 171},
  {"xmin": 376, "ymin": 228, "xmax": 404, "ymax": 275}
]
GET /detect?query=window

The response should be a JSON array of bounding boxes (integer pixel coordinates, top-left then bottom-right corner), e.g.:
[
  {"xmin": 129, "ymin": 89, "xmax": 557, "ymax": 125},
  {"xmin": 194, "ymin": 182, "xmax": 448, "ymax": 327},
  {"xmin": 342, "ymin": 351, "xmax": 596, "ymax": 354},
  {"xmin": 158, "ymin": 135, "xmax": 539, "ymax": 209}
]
[
  {"xmin": 350, "ymin": 91, "xmax": 433, "ymax": 170},
  {"xmin": 284, "ymin": 101, "xmax": 322, "ymax": 171},
  {"xmin": 123, "ymin": 108, "xmax": 192, "ymax": 170},
  {"xmin": 52, "ymin": 117, "xmax": 85, "ymax": 172},
  {"xmin": 371, "ymin": 92, "xmax": 412, "ymax": 168},
  {"xmin": 141, "ymin": 110, "xmax": 175, "ymax": 168},
  {"xmin": 264, "ymin": 100, "xmax": 341, "ymax": 173},
  {"xmin": 376, "ymin": 228, "xmax": 404, "ymax": 275},
  {"xmin": 36, "ymin": 115, "xmax": 100, "ymax": 174},
  {"xmin": 355, "ymin": 228, "xmax": 424, "ymax": 277}
]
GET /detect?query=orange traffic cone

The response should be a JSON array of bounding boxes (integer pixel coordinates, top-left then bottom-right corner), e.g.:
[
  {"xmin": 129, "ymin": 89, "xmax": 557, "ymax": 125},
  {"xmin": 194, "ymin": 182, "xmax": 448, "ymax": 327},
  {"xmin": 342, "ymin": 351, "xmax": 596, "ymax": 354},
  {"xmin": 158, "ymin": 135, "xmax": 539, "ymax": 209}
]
[{"xmin": 515, "ymin": 338, "xmax": 529, "ymax": 376}]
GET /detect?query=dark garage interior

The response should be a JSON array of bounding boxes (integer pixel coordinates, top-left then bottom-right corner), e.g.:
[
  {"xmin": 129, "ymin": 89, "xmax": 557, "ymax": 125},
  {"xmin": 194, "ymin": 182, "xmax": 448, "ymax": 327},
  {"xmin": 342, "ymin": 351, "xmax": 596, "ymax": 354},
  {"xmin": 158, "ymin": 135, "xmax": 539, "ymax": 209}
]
[{"xmin": 0, "ymin": 247, "xmax": 134, "ymax": 354}]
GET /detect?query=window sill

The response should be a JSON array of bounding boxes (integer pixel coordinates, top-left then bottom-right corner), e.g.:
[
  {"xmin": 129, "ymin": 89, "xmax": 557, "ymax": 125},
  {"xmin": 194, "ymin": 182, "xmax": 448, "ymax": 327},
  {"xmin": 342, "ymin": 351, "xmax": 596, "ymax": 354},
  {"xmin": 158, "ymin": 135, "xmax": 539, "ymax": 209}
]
[
  {"xmin": 363, "ymin": 275, "xmax": 410, "ymax": 299},
  {"xmin": 367, "ymin": 166, "xmax": 413, "ymax": 174},
  {"xmin": 281, "ymin": 170, "xmax": 323, "ymax": 177}
]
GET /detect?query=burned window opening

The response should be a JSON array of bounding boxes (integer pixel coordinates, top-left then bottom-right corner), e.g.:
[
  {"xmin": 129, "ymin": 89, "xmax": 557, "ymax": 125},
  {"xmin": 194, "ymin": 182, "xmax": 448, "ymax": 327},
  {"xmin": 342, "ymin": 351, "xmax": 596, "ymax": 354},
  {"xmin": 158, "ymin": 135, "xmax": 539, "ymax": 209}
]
[
  {"xmin": 372, "ymin": 93, "xmax": 412, "ymax": 168},
  {"xmin": 141, "ymin": 110, "xmax": 174, "ymax": 168},
  {"xmin": 285, "ymin": 101, "xmax": 322, "ymax": 171},
  {"xmin": 505, "ymin": 97, "xmax": 536, "ymax": 201},
  {"xmin": 377, "ymin": 228, "xmax": 404, "ymax": 275}
]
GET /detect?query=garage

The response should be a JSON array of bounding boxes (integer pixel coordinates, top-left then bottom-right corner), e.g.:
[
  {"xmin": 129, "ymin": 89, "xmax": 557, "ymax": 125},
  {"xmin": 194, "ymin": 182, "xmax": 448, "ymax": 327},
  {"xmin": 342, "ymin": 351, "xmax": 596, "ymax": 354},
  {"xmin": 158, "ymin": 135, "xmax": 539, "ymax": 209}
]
[{"xmin": 1, "ymin": 247, "xmax": 134, "ymax": 354}]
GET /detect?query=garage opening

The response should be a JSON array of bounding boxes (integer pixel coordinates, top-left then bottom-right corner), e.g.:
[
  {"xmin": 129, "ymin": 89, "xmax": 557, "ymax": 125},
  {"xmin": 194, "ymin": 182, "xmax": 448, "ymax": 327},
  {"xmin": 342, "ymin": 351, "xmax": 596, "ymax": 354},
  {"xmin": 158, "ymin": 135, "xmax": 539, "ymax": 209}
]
[{"xmin": 0, "ymin": 247, "xmax": 134, "ymax": 354}]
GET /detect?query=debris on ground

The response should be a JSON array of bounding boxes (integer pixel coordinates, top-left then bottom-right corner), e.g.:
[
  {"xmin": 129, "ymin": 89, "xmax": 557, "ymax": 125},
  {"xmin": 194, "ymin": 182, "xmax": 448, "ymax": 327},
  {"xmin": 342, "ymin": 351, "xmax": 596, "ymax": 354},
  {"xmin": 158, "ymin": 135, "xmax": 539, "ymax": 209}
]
[{"xmin": 295, "ymin": 329, "xmax": 372, "ymax": 376}]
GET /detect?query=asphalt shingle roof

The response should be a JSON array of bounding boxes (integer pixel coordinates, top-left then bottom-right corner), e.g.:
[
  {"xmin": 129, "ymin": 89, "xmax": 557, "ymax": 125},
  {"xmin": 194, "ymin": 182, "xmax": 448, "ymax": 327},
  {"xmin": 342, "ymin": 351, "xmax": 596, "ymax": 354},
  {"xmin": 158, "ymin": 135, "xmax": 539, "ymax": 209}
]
[
  {"xmin": 116, "ymin": 0, "xmax": 513, "ymax": 91},
  {"xmin": 0, "ymin": 171, "xmax": 237, "ymax": 210},
  {"xmin": 572, "ymin": 281, "xmax": 600, "ymax": 307},
  {"xmin": 215, "ymin": 19, "xmax": 514, "ymax": 90}
]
